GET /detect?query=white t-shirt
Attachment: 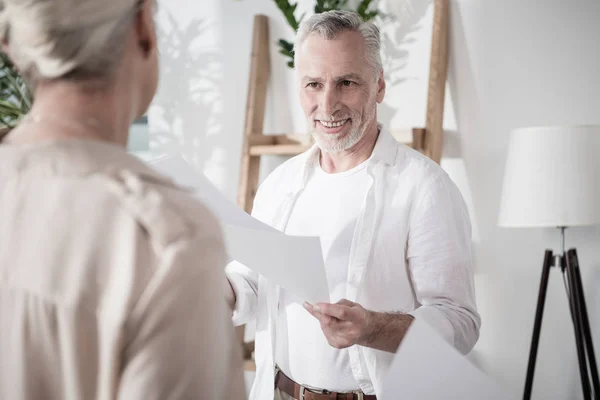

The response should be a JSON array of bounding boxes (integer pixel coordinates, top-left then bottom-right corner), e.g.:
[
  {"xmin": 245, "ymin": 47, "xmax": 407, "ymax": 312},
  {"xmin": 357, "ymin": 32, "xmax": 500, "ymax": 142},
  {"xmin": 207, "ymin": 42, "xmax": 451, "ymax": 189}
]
[{"xmin": 275, "ymin": 159, "xmax": 372, "ymax": 392}]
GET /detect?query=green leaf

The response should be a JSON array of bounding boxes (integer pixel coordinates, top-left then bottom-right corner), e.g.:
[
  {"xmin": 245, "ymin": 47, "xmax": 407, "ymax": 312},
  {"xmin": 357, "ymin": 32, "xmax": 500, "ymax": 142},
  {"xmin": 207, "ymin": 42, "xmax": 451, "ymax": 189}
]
[
  {"xmin": 274, "ymin": 0, "xmax": 301, "ymax": 31},
  {"xmin": 356, "ymin": 0, "xmax": 379, "ymax": 21},
  {"xmin": 314, "ymin": 0, "xmax": 324, "ymax": 13},
  {"xmin": 0, "ymin": 50, "xmax": 32, "ymax": 121},
  {"xmin": 277, "ymin": 38, "xmax": 295, "ymax": 68},
  {"xmin": 278, "ymin": 39, "xmax": 295, "ymax": 51}
]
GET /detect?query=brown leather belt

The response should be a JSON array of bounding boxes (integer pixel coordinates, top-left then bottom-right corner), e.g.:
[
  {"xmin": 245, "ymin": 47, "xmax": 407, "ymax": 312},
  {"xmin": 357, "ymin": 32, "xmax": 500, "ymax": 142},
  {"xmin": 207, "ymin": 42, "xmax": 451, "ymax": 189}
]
[{"xmin": 275, "ymin": 369, "xmax": 377, "ymax": 400}]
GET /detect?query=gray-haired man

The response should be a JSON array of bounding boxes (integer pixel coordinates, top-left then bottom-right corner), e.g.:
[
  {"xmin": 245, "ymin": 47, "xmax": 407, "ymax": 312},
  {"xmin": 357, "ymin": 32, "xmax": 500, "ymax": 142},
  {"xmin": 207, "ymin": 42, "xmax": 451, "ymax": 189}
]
[{"xmin": 226, "ymin": 10, "xmax": 480, "ymax": 400}]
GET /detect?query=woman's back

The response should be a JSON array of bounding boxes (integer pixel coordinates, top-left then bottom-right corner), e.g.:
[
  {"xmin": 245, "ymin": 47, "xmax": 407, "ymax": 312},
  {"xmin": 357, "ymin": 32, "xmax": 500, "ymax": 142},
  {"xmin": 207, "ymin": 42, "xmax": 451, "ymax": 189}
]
[{"xmin": 0, "ymin": 139, "xmax": 245, "ymax": 399}]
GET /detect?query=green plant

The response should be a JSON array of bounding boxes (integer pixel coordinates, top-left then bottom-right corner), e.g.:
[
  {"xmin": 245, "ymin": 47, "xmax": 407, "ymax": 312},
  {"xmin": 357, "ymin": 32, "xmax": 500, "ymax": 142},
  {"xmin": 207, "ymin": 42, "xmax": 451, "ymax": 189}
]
[
  {"xmin": 274, "ymin": 0, "xmax": 380, "ymax": 68},
  {"xmin": 0, "ymin": 51, "xmax": 32, "ymax": 129}
]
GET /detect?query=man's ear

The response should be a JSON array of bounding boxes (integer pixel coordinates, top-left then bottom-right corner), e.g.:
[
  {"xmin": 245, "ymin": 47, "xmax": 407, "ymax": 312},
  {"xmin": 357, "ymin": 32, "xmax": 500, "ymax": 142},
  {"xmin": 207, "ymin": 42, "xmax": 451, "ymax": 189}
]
[
  {"xmin": 134, "ymin": 0, "xmax": 156, "ymax": 58},
  {"xmin": 376, "ymin": 71, "xmax": 386, "ymax": 104}
]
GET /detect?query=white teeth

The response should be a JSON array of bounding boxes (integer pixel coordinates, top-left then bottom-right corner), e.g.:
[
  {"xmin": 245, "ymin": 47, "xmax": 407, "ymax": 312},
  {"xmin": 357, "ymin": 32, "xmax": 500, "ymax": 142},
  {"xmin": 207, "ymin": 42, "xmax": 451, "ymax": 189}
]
[{"xmin": 320, "ymin": 119, "xmax": 347, "ymax": 128}]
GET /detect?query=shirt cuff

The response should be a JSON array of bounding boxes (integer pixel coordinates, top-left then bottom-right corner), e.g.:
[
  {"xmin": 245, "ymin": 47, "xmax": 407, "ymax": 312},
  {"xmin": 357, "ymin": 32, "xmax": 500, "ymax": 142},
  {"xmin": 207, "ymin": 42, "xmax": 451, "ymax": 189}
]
[
  {"xmin": 409, "ymin": 306, "xmax": 455, "ymax": 347},
  {"xmin": 226, "ymin": 271, "xmax": 253, "ymax": 326}
]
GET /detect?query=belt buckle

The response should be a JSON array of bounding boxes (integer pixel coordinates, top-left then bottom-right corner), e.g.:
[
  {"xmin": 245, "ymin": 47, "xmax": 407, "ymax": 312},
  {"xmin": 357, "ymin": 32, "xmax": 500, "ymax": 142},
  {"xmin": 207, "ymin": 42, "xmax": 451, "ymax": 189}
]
[{"xmin": 299, "ymin": 384, "xmax": 329, "ymax": 400}]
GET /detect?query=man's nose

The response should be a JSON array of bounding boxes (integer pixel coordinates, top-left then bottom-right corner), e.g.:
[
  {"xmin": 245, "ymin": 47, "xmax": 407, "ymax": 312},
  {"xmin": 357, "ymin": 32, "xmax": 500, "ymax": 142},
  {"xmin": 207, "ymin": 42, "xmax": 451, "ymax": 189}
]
[{"xmin": 319, "ymin": 85, "xmax": 340, "ymax": 116}]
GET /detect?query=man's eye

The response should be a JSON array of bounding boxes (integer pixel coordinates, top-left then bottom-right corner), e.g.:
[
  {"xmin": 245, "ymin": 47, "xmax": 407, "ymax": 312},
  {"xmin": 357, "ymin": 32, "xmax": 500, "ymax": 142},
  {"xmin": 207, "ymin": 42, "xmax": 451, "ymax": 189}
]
[
  {"xmin": 342, "ymin": 80, "xmax": 354, "ymax": 87},
  {"xmin": 306, "ymin": 82, "xmax": 320, "ymax": 89}
]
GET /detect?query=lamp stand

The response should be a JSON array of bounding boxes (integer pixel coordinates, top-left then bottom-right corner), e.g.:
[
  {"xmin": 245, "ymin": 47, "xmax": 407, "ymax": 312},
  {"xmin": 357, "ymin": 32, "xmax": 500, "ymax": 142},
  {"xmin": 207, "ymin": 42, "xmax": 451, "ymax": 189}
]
[{"xmin": 523, "ymin": 228, "xmax": 600, "ymax": 400}]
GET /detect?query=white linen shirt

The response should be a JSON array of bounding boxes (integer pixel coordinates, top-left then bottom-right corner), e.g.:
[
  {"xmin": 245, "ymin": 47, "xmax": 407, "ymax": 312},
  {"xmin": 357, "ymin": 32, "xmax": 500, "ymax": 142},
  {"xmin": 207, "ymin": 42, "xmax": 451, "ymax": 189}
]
[
  {"xmin": 226, "ymin": 126, "xmax": 481, "ymax": 399},
  {"xmin": 0, "ymin": 139, "xmax": 245, "ymax": 400}
]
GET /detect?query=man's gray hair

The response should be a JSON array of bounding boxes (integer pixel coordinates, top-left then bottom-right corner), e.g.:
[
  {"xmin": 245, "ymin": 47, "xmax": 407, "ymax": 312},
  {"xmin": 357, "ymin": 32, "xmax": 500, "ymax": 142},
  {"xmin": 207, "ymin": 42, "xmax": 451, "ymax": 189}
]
[
  {"xmin": 0, "ymin": 0, "xmax": 144, "ymax": 87},
  {"xmin": 294, "ymin": 10, "xmax": 383, "ymax": 77}
]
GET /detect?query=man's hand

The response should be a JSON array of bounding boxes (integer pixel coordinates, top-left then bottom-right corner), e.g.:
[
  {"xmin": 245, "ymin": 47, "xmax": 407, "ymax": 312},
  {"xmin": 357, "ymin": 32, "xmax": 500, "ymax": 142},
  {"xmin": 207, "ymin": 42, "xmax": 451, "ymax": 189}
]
[
  {"xmin": 303, "ymin": 299, "xmax": 371, "ymax": 349},
  {"xmin": 304, "ymin": 299, "xmax": 414, "ymax": 353}
]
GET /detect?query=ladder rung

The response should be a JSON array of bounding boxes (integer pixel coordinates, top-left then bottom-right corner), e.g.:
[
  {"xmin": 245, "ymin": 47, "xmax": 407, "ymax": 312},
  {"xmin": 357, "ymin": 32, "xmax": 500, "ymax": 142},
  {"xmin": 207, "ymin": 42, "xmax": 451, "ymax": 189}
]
[
  {"xmin": 248, "ymin": 133, "xmax": 311, "ymax": 145},
  {"xmin": 249, "ymin": 144, "xmax": 312, "ymax": 156},
  {"xmin": 249, "ymin": 140, "xmax": 416, "ymax": 156}
]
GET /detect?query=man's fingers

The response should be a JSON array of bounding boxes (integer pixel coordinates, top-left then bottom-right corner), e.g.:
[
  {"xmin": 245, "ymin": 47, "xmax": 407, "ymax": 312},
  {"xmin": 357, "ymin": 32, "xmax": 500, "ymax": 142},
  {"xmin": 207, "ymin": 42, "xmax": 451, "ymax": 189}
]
[
  {"xmin": 304, "ymin": 302, "xmax": 333, "ymax": 324},
  {"xmin": 306, "ymin": 300, "xmax": 365, "ymax": 349},
  {"xmin": 315, "ymin": 303, "xmax": 352, "ymax": 320},
  {"xmin": 303, "ymin": 302, "xmax": 319, "ymax": 318},
  {"xmin": 314, "ymin": 310, "xmax": 333, "ymax": 326},
  {"xmin": 320, "ymin": 314, "xmax": 333, "ymax": 326}
]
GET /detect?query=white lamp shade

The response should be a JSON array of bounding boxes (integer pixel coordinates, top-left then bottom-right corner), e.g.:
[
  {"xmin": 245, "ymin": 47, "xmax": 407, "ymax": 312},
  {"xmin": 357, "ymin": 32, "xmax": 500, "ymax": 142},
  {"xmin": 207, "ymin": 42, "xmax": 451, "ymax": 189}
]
[{"xmin": 498, "ymin": 125, "xmax": 600, "ymax": 227}]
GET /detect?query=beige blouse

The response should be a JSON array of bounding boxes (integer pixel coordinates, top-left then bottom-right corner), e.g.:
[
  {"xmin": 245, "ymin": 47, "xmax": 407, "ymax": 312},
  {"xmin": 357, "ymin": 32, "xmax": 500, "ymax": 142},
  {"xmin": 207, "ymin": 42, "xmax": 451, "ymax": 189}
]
[{"xmin": 0, "ymin": 139, "xmax": 245, "ymax": 400}]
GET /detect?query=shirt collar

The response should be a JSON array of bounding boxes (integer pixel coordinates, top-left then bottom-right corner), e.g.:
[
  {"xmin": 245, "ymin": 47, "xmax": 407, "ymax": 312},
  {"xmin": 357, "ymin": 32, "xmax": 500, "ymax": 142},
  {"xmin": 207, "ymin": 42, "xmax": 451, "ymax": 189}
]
[
  {"xmin": 371, "ymin": 124, "xmax": 399, "ymax": 167},
  {"xmin": 289, "ymin": 124, "xmax": 399, "ymax": 192}
]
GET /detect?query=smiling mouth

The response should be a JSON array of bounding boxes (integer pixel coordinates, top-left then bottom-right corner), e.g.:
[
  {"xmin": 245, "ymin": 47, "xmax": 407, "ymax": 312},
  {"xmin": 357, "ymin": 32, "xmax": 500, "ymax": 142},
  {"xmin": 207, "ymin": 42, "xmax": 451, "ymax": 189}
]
[{"xmin": 317, "ymin": 119, "xmax": 349, "ymax": 128}]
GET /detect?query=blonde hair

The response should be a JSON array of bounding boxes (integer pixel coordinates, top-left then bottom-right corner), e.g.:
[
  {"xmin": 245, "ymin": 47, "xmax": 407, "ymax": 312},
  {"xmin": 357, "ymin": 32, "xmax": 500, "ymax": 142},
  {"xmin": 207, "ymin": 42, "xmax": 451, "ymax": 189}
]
[{"xmin": 0, "ymin": 0, "xmax": 142, "ymax": 86}]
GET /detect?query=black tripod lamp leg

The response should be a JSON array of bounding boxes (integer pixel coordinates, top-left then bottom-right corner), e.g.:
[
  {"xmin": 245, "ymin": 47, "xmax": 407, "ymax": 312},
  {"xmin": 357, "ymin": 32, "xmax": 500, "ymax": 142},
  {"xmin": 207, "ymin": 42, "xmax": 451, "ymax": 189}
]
[
  {"xmin": 567, "ymin": 249, "xmax": 600, "ymax": 397},
  {"xmin": 565, "ymin": 250, "xmax": 592, "ymax": 400},
  {"xmin": 523, "ymin": 250, "xmax": 554, "ymax": 400}
]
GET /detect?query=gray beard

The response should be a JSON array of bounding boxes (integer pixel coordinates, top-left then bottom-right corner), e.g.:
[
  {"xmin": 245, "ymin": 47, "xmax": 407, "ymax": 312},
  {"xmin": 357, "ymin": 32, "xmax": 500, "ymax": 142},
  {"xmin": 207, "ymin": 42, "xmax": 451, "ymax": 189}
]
[
  {"xmin": 312, "ymin": 125, "xmax": 364, "ymax": 153},
  {"xmin": 311, "ymin": 105, "xmax": 376, "ymax": 153}
]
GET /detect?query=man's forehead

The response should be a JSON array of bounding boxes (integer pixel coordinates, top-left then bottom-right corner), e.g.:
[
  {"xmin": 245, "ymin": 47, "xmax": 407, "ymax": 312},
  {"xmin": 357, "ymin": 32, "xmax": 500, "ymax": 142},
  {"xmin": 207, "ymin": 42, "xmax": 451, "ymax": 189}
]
[
  {"xmin": 298, "ymin": 30, "xmax": 366, "ymax": 55},
  {"xmin": 296, "ymin": 32, "xmax": 370, "ymax": 77}
]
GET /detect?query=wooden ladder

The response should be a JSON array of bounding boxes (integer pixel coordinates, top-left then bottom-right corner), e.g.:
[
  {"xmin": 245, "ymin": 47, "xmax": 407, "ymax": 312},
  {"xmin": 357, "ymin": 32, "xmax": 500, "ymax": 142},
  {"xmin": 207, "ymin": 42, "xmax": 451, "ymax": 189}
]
[{"xmin": 236, "ymin": 0, "xmax": 450, "ymax": 368}]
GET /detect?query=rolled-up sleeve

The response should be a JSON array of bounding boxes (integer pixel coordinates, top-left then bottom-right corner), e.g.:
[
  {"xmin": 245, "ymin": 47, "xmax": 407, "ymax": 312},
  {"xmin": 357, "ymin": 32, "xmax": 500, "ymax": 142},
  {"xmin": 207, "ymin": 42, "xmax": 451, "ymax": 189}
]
[
  {"xmin": 226, "ymin": 260, "xmax": 259, "ymax": 326},
  {"xmin": 406, "ymin": 174, "xmax": 481, "ymax": 354}
]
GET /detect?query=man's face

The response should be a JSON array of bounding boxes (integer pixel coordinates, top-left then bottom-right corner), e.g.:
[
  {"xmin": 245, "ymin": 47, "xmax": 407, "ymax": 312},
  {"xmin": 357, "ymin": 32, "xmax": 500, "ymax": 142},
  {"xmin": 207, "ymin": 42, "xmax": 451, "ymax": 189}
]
[{"xmin": 295, "ymin": 30, "xmax": 385, "ymax": 153}]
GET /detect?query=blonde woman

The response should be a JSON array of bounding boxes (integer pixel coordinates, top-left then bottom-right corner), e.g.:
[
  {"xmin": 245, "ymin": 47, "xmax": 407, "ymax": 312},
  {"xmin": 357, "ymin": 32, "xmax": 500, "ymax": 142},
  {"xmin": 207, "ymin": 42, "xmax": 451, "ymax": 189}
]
[{"xmin": 0, "ymin": 0, "xmax": 245, "ymax": 399}]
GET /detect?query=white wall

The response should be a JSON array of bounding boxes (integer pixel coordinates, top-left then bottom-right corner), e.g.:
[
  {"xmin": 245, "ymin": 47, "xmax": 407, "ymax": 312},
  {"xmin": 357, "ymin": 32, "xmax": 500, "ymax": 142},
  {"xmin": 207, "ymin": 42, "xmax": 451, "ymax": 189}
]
[
  {"xmin": 150, "ymin": 1, "xmax": 600, "ymax": 399},
  {"xmin": 450, "ymin": 1, "xmax": 600, "ymax": 399}
]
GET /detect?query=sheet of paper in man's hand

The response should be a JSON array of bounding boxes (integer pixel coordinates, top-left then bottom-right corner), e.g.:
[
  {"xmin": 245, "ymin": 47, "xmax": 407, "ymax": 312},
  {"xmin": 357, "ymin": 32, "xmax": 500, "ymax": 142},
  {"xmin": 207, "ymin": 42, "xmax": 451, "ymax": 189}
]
[
  {"xmin": 381, "ymin": 319, "xmax": 515, "ymax": 400},
  {"xmin": 223, "ymin": 225, "xmax": 329, "ymax": 304},
  {"xmin": 150, "ymin": 155, "xmax": 330, "ymax": 304}
]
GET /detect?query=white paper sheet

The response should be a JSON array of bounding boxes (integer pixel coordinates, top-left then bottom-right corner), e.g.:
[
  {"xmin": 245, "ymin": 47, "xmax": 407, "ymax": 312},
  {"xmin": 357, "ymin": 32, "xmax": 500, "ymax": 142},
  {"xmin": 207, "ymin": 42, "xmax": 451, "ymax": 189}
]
[
  {"xmin": 223, "ymin": 225, "xmax": 330, "ymax": 303},
  {"xmin": 381, "ymin": 319, "xmax": 515, "ymax": 400},
  {"xmin": 150, "ymin": 155, "xmax": 330, "ymax": 304}
]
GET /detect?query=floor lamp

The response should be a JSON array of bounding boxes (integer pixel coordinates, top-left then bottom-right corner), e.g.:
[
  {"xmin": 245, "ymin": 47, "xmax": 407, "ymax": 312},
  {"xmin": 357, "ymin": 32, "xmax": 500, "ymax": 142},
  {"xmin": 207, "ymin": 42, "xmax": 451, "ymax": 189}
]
[{"xmin": 498, "ymin": 125, "xmax": 600, "ymax": 400}]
